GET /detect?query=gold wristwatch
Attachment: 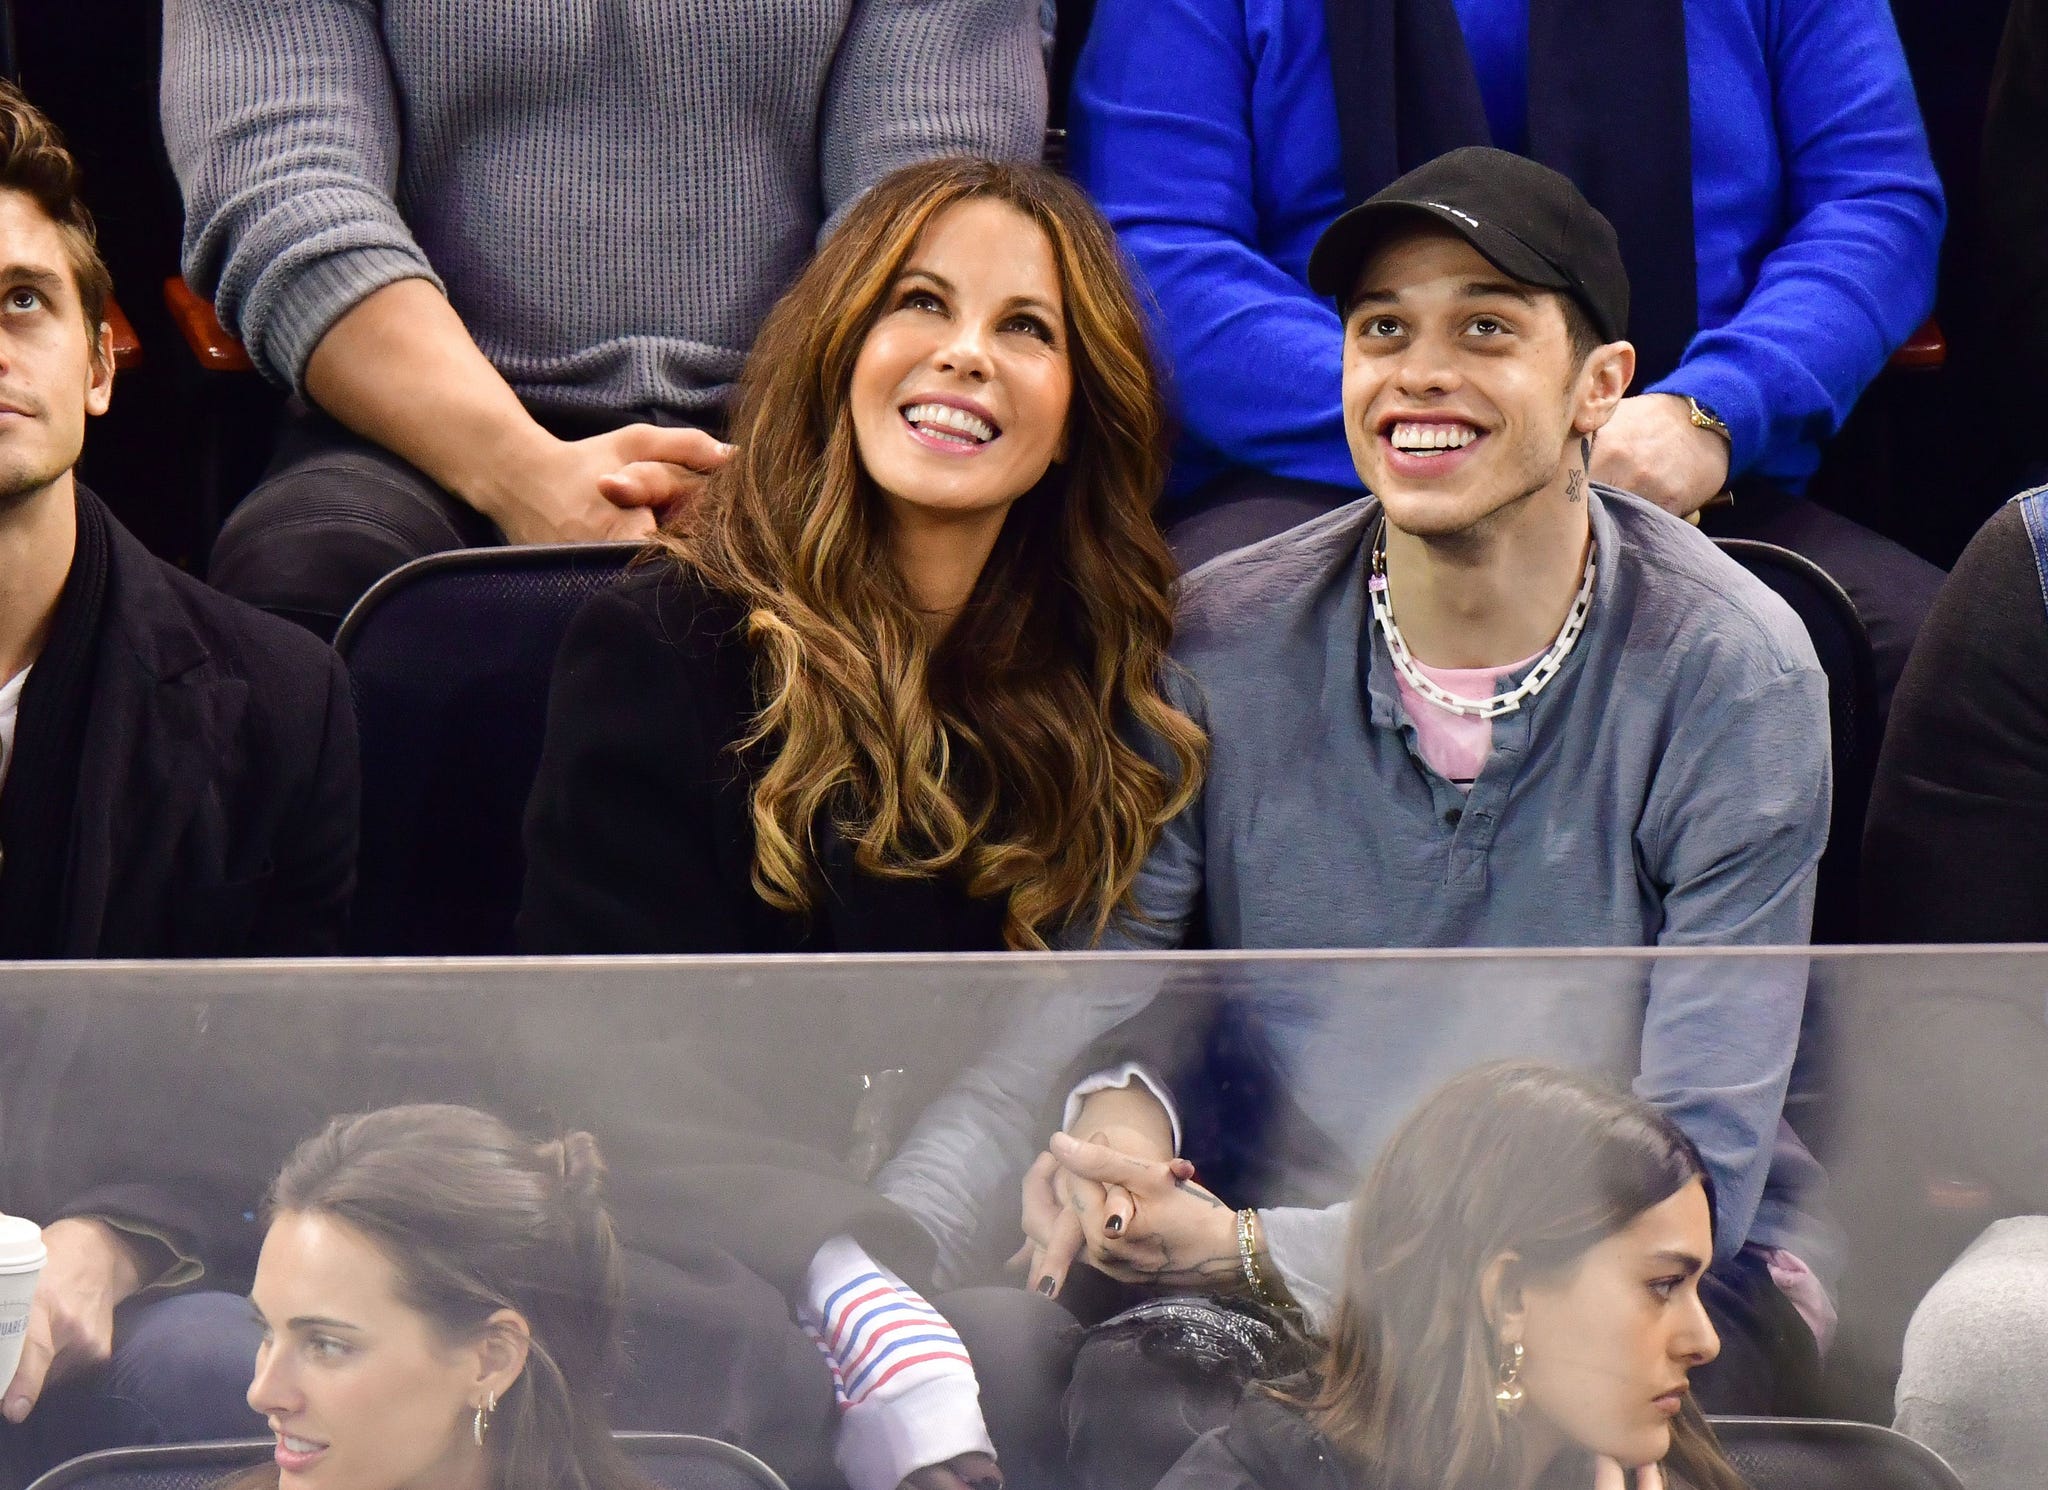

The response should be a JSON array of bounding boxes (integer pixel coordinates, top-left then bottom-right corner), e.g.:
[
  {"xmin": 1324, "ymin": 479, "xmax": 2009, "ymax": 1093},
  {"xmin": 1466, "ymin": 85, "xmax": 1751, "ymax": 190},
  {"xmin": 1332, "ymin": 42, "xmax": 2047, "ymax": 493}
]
[
  {"xmin": 1684, "ymin": 396, "xmax": 1737, "ymax": 516},
  {"xmin": 1685, "ymin": 395, "xmax": 1733, "ymax": 444}
]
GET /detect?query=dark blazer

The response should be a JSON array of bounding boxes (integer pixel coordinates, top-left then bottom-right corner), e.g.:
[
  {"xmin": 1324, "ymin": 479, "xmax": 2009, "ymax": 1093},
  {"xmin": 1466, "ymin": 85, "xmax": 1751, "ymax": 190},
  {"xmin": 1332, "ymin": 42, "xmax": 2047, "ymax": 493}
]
[
  {"xmin": 56, "ymin": 493, "xmax": 358, "ymax": 957},
  {"xmin": 0, "ymin": 489, "xmax": 357, "ymax": 1268},
  {"xmin": 517, "ymin": 562, "xmax": 1005, "ymax": 954}
]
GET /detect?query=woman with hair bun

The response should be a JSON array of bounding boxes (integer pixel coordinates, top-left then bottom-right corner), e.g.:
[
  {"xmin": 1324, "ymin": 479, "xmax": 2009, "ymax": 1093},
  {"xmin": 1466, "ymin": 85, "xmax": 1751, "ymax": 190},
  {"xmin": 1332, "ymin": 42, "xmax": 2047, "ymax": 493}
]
[
  {"xmin": 229, "ymin": 1103, "xmax": 650, "ymax": 1490},
  {"xmin": 1159, "ymin": 1063, "xmax": 1748, "ymax": 1490}
]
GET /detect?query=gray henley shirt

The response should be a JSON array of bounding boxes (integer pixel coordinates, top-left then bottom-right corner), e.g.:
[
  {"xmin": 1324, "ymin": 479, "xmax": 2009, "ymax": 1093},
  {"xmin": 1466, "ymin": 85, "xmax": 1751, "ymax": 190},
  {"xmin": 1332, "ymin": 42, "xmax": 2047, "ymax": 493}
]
[{"xmin": 880, "ymin": 488, "xmax": 1838, "ymax": 1316}]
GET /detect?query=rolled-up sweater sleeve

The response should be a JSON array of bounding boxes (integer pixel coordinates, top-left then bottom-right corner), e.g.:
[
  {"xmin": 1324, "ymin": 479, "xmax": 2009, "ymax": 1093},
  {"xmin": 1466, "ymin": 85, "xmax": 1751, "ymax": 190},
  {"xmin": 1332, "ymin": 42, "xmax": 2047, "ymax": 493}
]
[
  {"xmin": 1068, "ymin": 0, "xmax": 1356, "ymax": 488},
  {"xmin": 1650, "ymin": 0, "xmax": 1943, "ymax": 480},
  {"xmin": 818, "ymin": 0, "xmax": 1046, "ymax": 232},
  {"xmin": 161, "ymin": 0, "xmax": 444, "ymax": 390}
]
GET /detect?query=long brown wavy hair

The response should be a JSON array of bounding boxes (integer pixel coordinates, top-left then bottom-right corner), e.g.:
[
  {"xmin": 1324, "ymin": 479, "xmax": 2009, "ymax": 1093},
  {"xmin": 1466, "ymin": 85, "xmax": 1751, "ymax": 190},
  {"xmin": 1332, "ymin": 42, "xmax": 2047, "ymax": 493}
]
[
  {"xmin": 659, "ymin": 156, "xmax": 1205, "ymax": 948},
  {"xmin": 1274, "ymin": 1062, "xmax": 1749, "ymax": 1490}
]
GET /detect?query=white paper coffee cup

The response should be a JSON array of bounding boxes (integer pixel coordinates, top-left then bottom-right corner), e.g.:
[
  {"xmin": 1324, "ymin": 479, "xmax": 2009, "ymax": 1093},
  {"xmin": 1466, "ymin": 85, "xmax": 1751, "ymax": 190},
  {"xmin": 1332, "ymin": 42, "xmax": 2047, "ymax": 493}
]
[{"xmin": 0, "ymin": 1216, "xmax": 46, "ymax": 1392}]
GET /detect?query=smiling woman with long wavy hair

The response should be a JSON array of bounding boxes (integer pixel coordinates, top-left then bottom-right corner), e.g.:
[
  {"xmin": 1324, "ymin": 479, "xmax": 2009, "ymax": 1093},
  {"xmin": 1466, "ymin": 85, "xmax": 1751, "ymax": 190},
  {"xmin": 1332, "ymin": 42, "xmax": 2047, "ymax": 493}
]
[{"xmin": 517, "ymin": 156, "xmax": 1205, "ymax": 954}]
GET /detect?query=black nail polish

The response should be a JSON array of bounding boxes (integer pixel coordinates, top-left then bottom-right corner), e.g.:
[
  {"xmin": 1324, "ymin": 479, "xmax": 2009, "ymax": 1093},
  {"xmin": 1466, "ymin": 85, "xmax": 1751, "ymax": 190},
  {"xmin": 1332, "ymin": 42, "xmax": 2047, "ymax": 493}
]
[
  {"xmin": 1037, "ymin": 1276, "xmax": 1058, "ymax": 1297},
  {"xmin": 1104, "ymin": 1215, "xmax": 1123, "ymax": 1236}
]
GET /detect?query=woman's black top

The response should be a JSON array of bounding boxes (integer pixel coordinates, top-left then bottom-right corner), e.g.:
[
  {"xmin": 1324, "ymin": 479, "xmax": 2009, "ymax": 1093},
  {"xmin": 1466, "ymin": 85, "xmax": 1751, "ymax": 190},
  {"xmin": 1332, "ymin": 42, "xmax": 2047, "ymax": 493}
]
[
  {"xmin": 516, "ymin": 562, "xmax": 1006, "ymax": 954},
  {"xmin": 1863, "ymin": 500, "xmax": 2048, "ymax": 941}
]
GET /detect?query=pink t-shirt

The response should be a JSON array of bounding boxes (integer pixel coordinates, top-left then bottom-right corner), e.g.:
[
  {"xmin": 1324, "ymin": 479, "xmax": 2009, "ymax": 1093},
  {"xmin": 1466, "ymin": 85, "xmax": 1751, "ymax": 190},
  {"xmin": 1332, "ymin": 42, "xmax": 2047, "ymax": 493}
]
[{"xmin": 1394, "ymin": 650, "xmax": 1544, "ymax": 789}]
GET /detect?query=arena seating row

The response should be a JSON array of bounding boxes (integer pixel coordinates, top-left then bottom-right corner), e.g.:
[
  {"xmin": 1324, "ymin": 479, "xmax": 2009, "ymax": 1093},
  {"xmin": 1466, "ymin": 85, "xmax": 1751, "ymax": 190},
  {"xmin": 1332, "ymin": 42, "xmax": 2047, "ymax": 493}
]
[
  {"xmin": 0, "ymin": 0, "xmax": 1992, "ymax": 581},
  {"xmin": 24, "ymin": 1433, "xmax": 790, "ymax": 1490},
  {"xmin": 14, "ymin": 1419, "xmax": 1970, "ymax": 1490},
  {"xmin": 328, "ymin": 538, "xmax": 1878, "ymax": 958}
]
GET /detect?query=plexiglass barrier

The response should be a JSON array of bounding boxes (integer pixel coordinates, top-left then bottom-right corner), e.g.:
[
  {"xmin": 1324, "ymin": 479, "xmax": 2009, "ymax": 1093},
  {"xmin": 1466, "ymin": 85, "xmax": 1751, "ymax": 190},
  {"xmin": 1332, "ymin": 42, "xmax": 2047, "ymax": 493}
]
[{"xmin": 0, "ymin": 947, "xmax": 2038, "ymax": 1489}]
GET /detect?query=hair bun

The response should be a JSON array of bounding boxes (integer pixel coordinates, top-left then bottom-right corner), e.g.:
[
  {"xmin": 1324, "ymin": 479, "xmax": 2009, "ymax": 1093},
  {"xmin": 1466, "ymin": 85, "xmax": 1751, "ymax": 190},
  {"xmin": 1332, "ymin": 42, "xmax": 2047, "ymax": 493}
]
[{"xmin": 539, "ymin": 1130, "xmax": 610, "ymax": 1216}]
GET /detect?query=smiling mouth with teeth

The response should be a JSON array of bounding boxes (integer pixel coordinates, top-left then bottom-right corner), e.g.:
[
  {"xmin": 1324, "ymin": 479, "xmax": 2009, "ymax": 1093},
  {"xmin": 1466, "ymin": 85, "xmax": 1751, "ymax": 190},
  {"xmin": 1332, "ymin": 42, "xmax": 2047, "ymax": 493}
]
[
  {"xmin": 1387, "ymin": 420, "xmax": 1482, "ymax": 456},
  {"xmin": 902, "ymin": 401, "xmax": 1000, "ymax": 447}
]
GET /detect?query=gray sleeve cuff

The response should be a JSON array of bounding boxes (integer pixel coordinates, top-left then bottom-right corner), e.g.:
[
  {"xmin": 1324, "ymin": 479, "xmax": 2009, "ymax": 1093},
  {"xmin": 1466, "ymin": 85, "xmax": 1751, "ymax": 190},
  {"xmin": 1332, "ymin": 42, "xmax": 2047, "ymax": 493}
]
[{"xmin": 232, "ymin": 237, "xmax": 443, "ymax": 393}]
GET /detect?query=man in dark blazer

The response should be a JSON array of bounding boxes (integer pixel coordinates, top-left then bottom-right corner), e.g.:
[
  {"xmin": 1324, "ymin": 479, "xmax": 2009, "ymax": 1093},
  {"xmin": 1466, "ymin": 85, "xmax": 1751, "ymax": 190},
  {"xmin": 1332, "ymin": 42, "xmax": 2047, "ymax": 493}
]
[{"xmin": 0, "ymin": 83, "xmax": 357, "ymax": 1477}]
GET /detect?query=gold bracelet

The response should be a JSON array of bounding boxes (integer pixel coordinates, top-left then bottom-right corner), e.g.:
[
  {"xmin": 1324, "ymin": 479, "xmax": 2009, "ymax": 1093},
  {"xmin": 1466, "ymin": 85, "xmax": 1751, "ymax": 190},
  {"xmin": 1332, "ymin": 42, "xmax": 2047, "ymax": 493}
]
[{"xmin": 1236, "ymin": 1208, "xmax": 1286, "ymax": 1310}]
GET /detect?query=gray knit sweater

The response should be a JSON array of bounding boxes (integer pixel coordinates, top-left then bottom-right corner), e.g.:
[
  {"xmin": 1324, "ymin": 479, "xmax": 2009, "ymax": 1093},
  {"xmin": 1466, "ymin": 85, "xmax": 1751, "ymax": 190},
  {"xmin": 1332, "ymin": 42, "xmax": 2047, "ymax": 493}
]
[{"xmin": 161, "ymin": 0, "xmax": 1047, "ymax": 421}]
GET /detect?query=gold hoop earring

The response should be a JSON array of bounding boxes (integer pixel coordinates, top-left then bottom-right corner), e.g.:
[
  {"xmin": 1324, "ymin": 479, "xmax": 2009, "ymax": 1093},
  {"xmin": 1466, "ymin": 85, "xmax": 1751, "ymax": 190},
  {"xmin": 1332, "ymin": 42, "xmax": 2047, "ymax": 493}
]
[
  {"xmin": 472, "ymin": 1389, "xmax": 497, "ymax": 1447},
  {"xmin": 1494, "ymin": 1341, "xmax": 1525, "ymax": 1415}
]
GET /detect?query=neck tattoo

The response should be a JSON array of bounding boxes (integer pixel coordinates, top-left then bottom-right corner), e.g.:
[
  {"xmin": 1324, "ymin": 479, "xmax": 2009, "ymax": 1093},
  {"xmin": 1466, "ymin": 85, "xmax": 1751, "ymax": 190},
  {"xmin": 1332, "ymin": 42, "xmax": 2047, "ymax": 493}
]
[
  {"xmin": 1566, "ymin": 435, "xmax": 1593, "ymax": 501},
  {"xmin": 1367, "ymin": 517, "xmax": 1597, "ymax": 720}
]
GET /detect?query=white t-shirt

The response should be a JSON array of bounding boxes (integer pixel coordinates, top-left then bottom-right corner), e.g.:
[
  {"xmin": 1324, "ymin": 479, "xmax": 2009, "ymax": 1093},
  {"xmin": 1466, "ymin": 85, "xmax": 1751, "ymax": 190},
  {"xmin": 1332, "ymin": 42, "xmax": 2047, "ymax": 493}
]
[{"xmin": 0, "ymin": 665, "xmax": 28, "ymax": 798}]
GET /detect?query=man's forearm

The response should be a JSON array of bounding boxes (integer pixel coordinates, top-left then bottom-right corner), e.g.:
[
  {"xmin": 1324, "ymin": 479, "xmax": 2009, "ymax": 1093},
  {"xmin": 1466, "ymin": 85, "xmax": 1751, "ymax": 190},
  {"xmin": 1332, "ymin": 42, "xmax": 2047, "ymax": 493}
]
[{"xmin": 303, "ymin": 278, "xmax": 550, "ymax": 522}]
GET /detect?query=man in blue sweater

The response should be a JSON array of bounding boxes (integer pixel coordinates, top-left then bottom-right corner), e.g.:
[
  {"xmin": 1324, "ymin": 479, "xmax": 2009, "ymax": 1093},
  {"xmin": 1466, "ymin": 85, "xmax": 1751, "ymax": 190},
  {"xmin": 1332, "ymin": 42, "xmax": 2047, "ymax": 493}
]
[{"xmin": 1070, "ymin": 0, "xmax": 1945, "ymax": 703}]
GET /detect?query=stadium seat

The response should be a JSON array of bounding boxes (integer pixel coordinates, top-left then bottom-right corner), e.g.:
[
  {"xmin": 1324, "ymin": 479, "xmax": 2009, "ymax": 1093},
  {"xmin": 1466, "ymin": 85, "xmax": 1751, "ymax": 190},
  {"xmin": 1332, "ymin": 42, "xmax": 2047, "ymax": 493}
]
[
  {"xmin": 104, "ymin": 297, "xmax": 140, "ymax": 371},
  {"xmin": 333, "ymin": 542, "xmax": 639, "ymax": 955},
  {"xmin": 1713, "ymin": 539, "xmax": 1878, "ymax": 946},
  {"xmin": 161, "ymin": 278, "xmax": 252, "ymax": 373},
  {"xmin": 22, "ymin": 1432, "xmax": 790, "ymax": 1490},
  {"xmin": 1709, "ymin": 1416, "xmax": 1965, "ymax": 1490}
]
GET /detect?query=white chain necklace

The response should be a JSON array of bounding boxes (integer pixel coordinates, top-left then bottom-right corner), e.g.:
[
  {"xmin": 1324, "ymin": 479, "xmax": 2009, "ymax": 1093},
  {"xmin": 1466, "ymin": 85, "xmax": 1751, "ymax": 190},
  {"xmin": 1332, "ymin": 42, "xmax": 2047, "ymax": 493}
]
[{"xmin": 1367, "ymin": 519, "xmax": 1597, "ymax": 721}]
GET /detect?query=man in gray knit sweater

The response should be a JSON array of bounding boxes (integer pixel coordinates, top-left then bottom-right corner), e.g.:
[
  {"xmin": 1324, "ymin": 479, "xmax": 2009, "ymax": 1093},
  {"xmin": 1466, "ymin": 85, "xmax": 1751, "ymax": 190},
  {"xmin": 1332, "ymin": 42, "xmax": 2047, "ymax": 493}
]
[{"xmin": 161, "ymin": 0, "xmax": 1047, "ymax": 638}]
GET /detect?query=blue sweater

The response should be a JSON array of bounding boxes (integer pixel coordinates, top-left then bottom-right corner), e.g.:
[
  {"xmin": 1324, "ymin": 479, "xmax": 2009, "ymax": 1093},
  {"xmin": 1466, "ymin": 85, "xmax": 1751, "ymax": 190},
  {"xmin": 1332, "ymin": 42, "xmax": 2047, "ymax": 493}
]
[{"xmin": 1070, "ymin": 0, "xmax": 1945, "ymax": 495}]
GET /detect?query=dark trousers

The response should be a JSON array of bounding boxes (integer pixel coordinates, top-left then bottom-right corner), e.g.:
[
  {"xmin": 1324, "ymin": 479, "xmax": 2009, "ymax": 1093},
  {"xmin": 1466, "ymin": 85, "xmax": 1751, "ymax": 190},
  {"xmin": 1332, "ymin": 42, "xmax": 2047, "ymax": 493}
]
[
  {"xmin": 1165, "ymin": 471, "xmax": 1946, "ymax": 715},
  {"xmin": 207, "ymin": 402, "xmax": 503, "ymax": 643},
  {"xmin": 942, "ymin": 1247, "xmax": 1819, "ymax": 1490},
  {"xmin": 0, "ymin": 1291, "xmax": 267, "ymax": 1489}
]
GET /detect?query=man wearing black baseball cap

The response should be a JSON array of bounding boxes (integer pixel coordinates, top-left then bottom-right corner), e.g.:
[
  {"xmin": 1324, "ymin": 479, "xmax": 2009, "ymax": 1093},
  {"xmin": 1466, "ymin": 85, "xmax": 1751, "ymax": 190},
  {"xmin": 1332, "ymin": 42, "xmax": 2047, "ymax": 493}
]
[
  {"xmin": 908, "ymin": 148, "xmax": 1838, "ymax": 1476},
  {"xmin": 1306, "ymin": 146, "xmax": 1631, "ymax": 343}
]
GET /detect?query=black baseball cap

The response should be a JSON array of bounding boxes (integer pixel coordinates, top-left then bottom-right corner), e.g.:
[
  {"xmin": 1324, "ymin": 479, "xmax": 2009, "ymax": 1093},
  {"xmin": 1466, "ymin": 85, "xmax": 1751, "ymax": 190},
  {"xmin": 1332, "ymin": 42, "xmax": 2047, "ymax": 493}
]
[{"xmin": 1306, "ymin": 146, "xmax": 1629, "ymax": 344}]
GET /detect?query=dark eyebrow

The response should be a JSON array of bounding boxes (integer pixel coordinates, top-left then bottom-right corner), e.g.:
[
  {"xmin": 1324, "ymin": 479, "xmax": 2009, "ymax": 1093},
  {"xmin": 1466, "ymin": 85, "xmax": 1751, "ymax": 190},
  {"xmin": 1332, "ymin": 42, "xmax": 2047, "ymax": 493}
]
[
  {"xmin": 899, "ymin": 272, "xmax": 1056, "ymax": 322},
  {"xmin": 1649, "ymin": 1249, "xmax": 1708, "ymax": 1276},
  {"xmin": 1349, "ymin": 279, "xmax": 1538, "ymax": 313},
  {"xmin": 0, "ymin": 265, "xmax": 65, "ymax": 297},
  {"xmin": 286, "ymin": 1314, "xmax": 364, "ymax": 1332},
  {"xmin": 1460, "ymin": 280, "xmax": 1539, "ymax": 305},
  {"xmin": 243, "ymin": 1298, "xmax": 360, "ymax": 1332}
]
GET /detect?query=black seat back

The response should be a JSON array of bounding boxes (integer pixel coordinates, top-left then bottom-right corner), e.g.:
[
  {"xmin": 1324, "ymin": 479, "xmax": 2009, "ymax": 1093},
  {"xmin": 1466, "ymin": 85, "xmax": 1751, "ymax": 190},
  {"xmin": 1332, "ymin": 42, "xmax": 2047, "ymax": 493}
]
[
  {"xmin": 24, "ymin": 1433, "xmax": 789, "ymax": 1490},
  {"xmin": 333, "ymin": 542, "xmax": 640, "ymax": 955},
  {"xmin": 1710, "ymin": 1416, "xmax": 1965, "ymax": 1490},
  {"xmin": 1713, "ymin": 539, "xmax": 1879, "ymax": 945}
]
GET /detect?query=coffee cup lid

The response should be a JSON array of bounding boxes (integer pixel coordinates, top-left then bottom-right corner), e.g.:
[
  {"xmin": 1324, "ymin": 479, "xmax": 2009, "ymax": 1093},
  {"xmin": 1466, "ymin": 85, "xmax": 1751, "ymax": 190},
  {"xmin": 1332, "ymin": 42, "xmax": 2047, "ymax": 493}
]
[{"xmin": 0, "ymin": 1216, "xmax": 46, "ymax": 1272}]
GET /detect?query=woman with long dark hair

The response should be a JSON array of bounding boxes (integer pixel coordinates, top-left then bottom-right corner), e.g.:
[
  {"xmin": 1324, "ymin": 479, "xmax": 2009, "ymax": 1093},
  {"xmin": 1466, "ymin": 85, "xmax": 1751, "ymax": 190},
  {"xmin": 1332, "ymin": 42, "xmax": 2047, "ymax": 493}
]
[
  {"xmin": 512, "ymin": 156, "xmax": 1208, "ymax": 1490},
  {"xmin": 517, "ymin": 154, "xmax": 1204, "ymax": 955},
  {"xmin": 1159, "ymin": 1063, "xmax": 1747, "ymax": 1490},
  {"xmin": 230, "ymin": 1103, "xmax": 648, "ymax": 1490}
]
